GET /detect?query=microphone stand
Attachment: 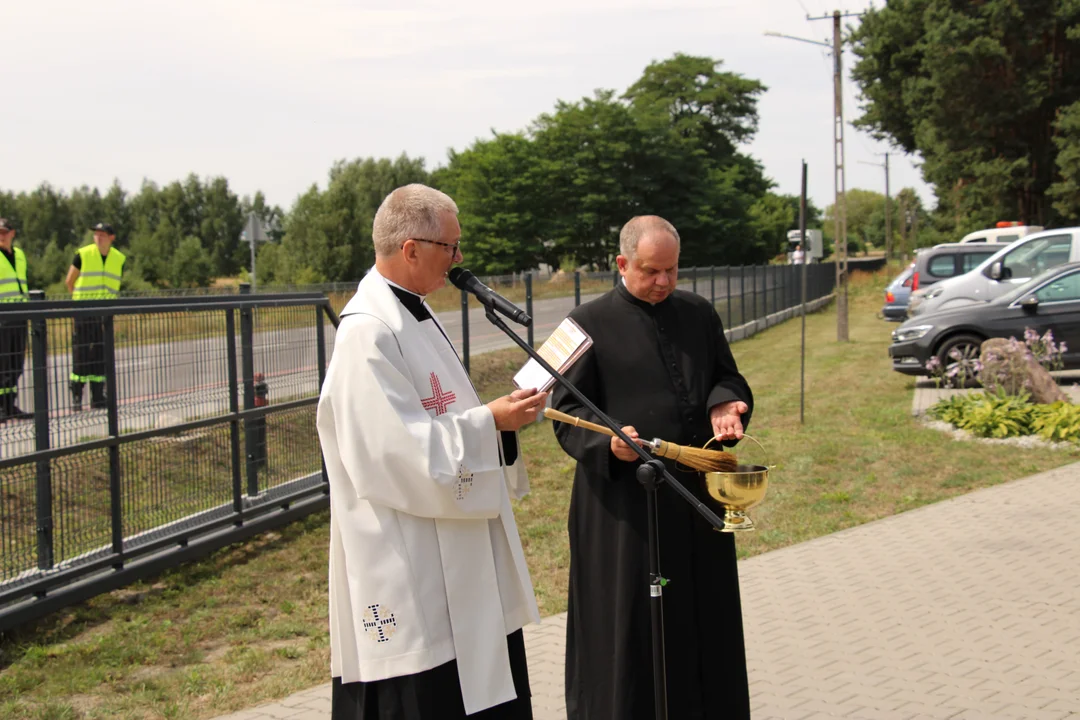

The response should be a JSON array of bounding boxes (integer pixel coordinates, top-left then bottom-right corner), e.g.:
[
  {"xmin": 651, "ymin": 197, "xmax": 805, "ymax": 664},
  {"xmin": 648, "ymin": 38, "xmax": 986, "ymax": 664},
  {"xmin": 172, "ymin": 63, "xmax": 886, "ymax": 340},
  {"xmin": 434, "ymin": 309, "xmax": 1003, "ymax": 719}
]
[{"xmin": 479, "ymin": 305, "xmax": 728, "ymax": 720}]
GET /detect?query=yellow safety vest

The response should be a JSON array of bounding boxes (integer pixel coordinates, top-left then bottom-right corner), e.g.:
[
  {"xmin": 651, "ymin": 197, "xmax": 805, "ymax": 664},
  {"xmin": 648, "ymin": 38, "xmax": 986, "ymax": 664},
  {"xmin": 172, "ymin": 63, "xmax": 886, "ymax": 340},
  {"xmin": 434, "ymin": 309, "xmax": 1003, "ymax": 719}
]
[
  {"xmin": 73, "ymin": 245, "xmax": 125, "ymax": 300},
  {"xmin": 0, "ymin": 246, "xmax": 28, "ymax": 302}
]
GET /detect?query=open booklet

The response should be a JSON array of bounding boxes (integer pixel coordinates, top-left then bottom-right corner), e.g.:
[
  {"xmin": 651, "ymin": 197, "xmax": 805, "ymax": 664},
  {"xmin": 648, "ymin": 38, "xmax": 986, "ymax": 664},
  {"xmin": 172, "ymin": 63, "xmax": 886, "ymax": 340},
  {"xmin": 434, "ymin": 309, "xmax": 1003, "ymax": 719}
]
[{"xmin": 512, "ymin": 316, "xmax": 593, "ymax": 393}]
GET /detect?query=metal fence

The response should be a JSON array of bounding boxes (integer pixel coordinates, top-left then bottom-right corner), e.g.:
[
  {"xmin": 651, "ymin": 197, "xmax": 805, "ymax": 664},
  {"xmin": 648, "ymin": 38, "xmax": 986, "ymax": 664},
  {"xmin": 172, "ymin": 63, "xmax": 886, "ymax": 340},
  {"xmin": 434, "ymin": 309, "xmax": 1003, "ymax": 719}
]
[
  {"xmin": 0, "ymin": 262, "xmax": 835, "ymax": 629},
  {"xmin": 0, "ymin": 290, "xmax": 337, "ymax": 630}
]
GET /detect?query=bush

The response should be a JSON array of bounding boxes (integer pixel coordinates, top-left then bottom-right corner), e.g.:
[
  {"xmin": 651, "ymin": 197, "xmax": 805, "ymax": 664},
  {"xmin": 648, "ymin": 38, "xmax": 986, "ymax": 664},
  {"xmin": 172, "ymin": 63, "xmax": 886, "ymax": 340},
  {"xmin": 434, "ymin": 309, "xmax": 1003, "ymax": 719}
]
[
  {"xmin": 928, "ymin": 390, "xmax": 1034, "ymax": 438},
  {"xmin": 928, "ymin": 391, "xmax": 1080, "ymax": 443},
  {"xmin": 1031, "ymin": 402, "xmax": 1080, "ymax": 443}
]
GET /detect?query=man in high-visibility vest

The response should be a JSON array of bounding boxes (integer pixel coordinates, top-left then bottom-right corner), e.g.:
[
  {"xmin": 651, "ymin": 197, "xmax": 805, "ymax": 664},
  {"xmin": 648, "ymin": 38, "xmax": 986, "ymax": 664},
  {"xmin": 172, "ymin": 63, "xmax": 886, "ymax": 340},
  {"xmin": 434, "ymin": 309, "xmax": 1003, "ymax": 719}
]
[
  {"xmin": 65, "ymin": 222, "xmax": 126, "ymax": 411},
  {"xmin": 0, "ymin": 217, "xmax": 32, "ymax": 422}
]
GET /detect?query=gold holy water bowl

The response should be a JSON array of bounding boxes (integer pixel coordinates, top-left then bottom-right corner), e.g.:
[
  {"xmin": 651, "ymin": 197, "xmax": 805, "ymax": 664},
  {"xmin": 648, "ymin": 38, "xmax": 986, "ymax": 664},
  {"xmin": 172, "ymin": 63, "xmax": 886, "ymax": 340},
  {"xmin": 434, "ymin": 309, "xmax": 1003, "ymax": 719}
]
[{"xmin": 701, "ymin": 435, "xmax": 769, "ymax": 532}]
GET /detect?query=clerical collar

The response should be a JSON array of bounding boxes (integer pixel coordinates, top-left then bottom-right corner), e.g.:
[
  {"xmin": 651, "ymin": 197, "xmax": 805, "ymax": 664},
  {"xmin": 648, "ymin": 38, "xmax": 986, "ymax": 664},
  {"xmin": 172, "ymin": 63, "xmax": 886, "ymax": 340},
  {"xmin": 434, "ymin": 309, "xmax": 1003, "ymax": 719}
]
[
  {"xmin": 370, "ymin": 271, "xmax": 430, "ymax": 323},
  {"xmin": 381, "ymin": 274, "xmax": 425, "ymax": 301},
  {"xmin": 616, "ymin": 279, "xmax": 667, "ymax": 309}
]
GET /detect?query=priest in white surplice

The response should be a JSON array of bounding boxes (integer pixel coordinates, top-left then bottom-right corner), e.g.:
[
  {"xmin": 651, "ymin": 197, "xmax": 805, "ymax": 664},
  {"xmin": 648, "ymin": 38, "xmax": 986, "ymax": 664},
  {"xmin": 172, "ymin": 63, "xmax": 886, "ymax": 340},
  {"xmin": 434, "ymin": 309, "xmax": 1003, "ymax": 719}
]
[{"xmin": 317, "ymin": 184, "xmax": 547, "ymax": 719}]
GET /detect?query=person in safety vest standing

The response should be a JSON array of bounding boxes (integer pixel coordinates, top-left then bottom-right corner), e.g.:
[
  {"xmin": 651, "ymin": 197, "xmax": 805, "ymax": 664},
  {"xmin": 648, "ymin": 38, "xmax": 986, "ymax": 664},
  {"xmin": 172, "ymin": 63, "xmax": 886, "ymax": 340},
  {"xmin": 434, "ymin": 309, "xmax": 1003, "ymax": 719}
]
[
  {"xmin": 65, "ymin": 222, "xmax": 125, "ymax": 411},
  {"xmin": 0, "ymin": 217, "xmax": 33, "ymax": 422}
]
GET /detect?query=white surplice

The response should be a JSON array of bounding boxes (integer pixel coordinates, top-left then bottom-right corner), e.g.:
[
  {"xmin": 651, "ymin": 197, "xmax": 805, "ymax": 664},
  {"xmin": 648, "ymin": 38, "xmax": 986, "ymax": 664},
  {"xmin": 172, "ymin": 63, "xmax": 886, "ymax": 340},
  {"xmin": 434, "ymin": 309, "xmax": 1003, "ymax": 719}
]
[{"xmin": 317, "ymin": 269, "xmax": 540, "ymax": 715}]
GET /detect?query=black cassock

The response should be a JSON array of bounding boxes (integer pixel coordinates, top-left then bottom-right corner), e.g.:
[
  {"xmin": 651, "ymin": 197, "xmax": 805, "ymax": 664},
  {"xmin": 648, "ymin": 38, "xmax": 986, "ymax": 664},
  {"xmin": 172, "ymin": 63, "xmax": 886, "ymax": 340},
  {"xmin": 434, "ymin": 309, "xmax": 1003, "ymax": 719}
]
[{"xmin": 552, "ymin": 283, "xmax": 754, "ymax": 720}]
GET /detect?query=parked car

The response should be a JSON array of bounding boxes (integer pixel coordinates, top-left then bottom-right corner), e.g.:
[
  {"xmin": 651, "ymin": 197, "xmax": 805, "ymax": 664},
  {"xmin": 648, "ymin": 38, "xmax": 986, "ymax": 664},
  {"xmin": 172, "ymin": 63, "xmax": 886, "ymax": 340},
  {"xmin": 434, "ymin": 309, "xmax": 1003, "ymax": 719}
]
[
  {"xmin": 958, "ymin": 222, "xmax": 1042, "ymax": 244},
  {"xmin": 904, "ymin": 243, "xmax": 1002, "ymax": 316},
  {"xmin": 889, "ymin": 262, "xmax": 1080, "ymax": 377},
  {"xmin": 882, "ymin": 263, "xmax": 915, "ymax": 321},
  {"xmin": 910, "ymin": 227, "xmax": 1080, "ymax": 317}
]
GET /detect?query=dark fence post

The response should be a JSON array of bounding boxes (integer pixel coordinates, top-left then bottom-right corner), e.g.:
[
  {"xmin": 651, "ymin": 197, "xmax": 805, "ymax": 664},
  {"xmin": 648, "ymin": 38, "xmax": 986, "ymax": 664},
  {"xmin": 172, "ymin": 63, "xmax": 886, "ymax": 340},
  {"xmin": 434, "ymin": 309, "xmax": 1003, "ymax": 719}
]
[
  {"xmin": 761, "ymin": 266, "xmax": 767, "ymax": 318},
  {"xmin": 239, "ymin": 283, "xmax": 260, "ymax": 497},
  {"xmin": 574, "ymin": 271, "xmax": 581, "ymax": 307},
  {"xmin": 316, "ymin": 303, "xmax": 327, "ymax": 390},
  {"xmin": 786, "ymin": 264, "xmax": 794, "ymax": 310},
  {"xmin": 710, "ymin": 266, "xmax": 716, "ymax": 306},
  {"xmin": 726, "ymin": 266, "xmax": 732, "ymax": 329},
  {"xmin": 316, "ymin": 302, "xmax": 329, "ymax": 491},
  {"xmin": 225, "ymin": 308, "xmax": 243, "ymax": 523},
  {"xmin": 691, "ymin": 266, "xmax": 697, "ymax": 295},
  {"xmin": 30, "ymin": 290, "xmax": 53, "ymax": 570},
  {"xmin": 103, "ymin": 314, "xmax": 122, "ymax": 569},
  {"xmin": 773, "ymin": 265, "xmax": 779, "ymax": 315},
  {"xmin": 752, "ymin": 266, "xmax": 759, "ymax": 322},
  {"xmin": 460, "ymin": 288, "xmax": 470, "ymax": 375},
  {"xmin": 740, "ymin": 266, "xmax": 746, "ymax": 325},
  {"xmin": 613, "ymin": 269, "xmax": 618, "ymax": 288},
  {"xmin": 526, "ymin": 272, "xmax": 534, "ymax": 348}
]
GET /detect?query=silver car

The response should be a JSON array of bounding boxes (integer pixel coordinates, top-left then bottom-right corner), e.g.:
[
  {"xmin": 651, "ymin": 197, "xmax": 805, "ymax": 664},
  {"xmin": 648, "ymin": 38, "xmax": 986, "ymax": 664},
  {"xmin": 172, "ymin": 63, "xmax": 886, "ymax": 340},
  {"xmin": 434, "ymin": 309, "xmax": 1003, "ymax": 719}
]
[{"xmin": 910, "ymin": 228, "xmax": 1080, "ymax": 317}]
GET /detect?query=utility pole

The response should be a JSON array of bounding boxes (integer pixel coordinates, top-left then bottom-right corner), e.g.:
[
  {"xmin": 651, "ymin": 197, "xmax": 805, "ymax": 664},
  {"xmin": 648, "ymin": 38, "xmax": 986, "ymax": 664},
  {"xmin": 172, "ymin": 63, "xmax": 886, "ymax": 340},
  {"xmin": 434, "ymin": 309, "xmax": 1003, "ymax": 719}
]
[
  {"xmin": 808, "ymin": 9, "xmax": 861, "ymax": 341},
  {"xmin": 860, "ymin": 152, "xmax": 892, "ymax": 260},
  {"xmin": 799, "ymin": 160, "xmax": 808, "ymax": 425},
  {"xmin": 884, "ymin": 152, "xmax": 891, "ymax": 260},
  {"xmin": 770, "ymin": 8, "xmax": 862, "ymax": 342}
]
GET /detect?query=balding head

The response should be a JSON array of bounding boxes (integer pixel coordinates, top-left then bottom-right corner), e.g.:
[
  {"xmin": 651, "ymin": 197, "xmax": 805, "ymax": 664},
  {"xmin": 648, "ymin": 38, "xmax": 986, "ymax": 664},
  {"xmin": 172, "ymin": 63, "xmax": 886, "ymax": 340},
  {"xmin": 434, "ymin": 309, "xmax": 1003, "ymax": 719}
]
[{"xmin": 619, "ymin": 216, "xmax": 680, "ymax": 260}]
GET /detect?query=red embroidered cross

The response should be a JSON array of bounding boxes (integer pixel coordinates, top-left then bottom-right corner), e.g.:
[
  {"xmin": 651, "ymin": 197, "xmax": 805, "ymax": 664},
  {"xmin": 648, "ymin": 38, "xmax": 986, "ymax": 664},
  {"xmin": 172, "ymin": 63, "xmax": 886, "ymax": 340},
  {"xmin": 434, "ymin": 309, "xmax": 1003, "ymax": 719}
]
[{"xmin": 420, "ymin": 372, "xmax": 457, "ymax": 415}]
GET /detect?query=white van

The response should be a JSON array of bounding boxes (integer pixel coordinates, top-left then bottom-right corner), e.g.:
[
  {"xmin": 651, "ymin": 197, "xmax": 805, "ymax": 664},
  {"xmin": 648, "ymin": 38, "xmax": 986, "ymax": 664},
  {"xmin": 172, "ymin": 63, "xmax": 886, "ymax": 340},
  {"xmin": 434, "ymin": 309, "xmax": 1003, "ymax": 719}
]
[
  {"xmin": 910, "ymin": 227, "xmax": 1080, "ymax": 316},
  {"xmin": 958, "ymin": 222, "xmax": 1042, "ymax": 244}
]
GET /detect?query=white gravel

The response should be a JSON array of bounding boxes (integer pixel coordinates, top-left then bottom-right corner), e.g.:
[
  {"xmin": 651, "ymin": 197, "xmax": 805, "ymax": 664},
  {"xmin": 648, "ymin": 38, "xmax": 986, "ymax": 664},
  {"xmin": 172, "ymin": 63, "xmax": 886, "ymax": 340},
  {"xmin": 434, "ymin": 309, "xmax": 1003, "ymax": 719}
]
[{"xmin": 921, "ymin": 418, "xmax": 1079, "ymax": 451}]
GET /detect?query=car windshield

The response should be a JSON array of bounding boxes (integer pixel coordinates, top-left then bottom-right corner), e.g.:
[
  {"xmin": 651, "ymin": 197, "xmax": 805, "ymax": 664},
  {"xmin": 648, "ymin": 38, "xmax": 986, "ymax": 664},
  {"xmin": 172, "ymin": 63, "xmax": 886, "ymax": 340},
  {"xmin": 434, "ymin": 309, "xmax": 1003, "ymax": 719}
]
[{"xmin": 993, "ymin": 265, "xmax": 1075, "ymax": 305}]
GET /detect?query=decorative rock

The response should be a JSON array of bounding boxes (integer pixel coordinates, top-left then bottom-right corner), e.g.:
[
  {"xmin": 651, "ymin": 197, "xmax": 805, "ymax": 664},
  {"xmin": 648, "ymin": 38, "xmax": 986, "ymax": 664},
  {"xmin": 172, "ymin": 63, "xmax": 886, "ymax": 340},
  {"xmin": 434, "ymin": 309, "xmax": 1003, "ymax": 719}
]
[{"xmin": 978, "ymin": 337, "xmax": 1070, "ymax": 404}]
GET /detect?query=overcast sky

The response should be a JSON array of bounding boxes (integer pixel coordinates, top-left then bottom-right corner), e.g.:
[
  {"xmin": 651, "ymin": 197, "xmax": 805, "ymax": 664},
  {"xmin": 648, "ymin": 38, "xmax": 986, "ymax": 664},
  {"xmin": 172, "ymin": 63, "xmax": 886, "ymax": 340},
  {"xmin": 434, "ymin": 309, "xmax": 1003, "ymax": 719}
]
[{"xmin": 3, "ymin": 0, "xmax": 933, "ymax": 217}]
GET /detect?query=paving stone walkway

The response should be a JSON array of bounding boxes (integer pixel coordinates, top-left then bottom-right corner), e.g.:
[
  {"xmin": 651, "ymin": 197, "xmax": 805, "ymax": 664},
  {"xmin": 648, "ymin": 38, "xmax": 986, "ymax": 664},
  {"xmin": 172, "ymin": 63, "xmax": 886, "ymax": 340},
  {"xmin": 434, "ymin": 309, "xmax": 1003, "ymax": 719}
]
[{"xmin": 215, "ymin": 379, "xmax": 1080, "ymax": 720}]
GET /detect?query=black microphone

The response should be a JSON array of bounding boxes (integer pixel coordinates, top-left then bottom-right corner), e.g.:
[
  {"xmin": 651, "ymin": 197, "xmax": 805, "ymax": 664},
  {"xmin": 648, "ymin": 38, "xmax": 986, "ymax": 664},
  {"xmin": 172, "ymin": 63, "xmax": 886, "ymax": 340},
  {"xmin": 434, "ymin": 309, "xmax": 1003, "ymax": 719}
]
[{"xmin": 448, "ymin": 267, "xmax": 532, "ymax": 326}]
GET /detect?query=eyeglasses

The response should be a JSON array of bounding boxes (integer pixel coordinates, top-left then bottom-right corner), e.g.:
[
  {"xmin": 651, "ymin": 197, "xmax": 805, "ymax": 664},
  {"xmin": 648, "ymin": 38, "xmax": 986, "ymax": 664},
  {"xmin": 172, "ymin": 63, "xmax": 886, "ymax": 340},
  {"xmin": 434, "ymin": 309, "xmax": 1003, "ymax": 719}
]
[{"xmin": 410, "ymin": 237, "xmax": 461, "ymax": 256}]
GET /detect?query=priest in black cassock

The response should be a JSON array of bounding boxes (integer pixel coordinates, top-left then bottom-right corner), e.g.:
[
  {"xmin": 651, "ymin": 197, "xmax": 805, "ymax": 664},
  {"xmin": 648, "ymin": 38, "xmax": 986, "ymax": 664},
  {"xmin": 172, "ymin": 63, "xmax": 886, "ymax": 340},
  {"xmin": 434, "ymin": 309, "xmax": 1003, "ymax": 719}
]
[{"xmin": 552, "ymin": 215, "xmax": 753, "ymax": 720}]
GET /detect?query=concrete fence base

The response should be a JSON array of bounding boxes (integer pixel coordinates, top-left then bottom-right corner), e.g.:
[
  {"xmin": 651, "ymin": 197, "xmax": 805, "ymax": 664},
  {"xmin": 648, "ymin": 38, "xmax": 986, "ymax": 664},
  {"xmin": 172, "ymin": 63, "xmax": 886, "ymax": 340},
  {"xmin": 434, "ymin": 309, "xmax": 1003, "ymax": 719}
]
[{"xmin": 724, "ymin": 293, "xmax": 835, "ymax": 344}]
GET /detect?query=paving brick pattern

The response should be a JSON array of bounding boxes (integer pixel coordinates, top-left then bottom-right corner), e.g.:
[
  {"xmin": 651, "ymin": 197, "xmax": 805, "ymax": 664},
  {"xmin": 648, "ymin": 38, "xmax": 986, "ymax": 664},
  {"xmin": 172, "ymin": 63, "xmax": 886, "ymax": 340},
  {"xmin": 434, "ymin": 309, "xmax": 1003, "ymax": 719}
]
[
  {"xmin": 740, "ymin": 460, "xmax": 1080, "ymax": 720},
  {"xmin": 215, "ymin": 458, "xmax": 1080, "ymax": 720}
]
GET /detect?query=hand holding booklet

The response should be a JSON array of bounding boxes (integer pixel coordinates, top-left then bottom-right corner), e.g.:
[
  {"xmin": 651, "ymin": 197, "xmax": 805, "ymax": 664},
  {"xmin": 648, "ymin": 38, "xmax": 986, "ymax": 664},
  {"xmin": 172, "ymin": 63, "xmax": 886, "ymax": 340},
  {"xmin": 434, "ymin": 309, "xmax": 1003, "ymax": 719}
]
[{"xmin": 513, "ymin": 317, "xmax": 593, "ymax": 393}]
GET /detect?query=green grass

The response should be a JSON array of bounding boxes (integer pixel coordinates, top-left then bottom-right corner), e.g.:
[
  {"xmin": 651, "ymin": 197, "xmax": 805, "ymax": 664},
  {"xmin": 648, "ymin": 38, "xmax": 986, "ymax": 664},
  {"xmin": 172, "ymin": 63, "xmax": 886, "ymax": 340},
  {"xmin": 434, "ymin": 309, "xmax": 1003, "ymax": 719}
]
[{"xmin": 2, "ymin": 266, "xmax": 1077, "ymax": 719}]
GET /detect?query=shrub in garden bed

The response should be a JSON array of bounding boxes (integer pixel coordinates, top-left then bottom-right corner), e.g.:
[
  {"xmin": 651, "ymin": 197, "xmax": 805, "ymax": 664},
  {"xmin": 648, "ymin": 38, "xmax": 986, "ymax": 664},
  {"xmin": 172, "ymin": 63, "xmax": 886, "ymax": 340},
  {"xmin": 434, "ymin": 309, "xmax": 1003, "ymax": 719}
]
[{"xmin": 928, "ymin": 391, "xmax": 1080, "ymax": 442}]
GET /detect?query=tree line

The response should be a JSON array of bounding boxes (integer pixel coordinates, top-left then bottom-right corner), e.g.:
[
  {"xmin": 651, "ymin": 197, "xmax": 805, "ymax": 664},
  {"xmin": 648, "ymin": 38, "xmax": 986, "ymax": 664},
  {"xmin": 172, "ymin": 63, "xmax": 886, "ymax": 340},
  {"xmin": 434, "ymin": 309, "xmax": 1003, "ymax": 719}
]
[
  {"xmin": 0, "ymin": 54, "xmax": 821, "ymax": 291},
  {"xmin": 850, "ymin": 0, "xmax": 1080, "ymax": 239},
  {"xmin": 16, "ymin": 1, "xmax": 1080, "ymax": 295}
]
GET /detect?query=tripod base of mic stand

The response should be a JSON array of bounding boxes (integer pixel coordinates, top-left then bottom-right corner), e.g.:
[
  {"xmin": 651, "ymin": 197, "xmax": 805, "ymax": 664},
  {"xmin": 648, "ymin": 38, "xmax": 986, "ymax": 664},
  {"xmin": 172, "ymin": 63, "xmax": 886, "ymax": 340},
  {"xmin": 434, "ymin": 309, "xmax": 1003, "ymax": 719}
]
[{"xmin": 637, "ymin": 460, "xmax": 669, "ymax": 720}]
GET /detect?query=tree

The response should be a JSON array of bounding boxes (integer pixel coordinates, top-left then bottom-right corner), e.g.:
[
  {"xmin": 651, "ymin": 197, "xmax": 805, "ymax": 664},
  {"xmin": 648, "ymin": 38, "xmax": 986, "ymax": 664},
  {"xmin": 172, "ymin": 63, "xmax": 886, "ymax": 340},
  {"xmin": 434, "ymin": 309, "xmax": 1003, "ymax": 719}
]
[
  {"xmin": 623, "ymin": 54, "xmax": 771, "ymax": 265},
  {"xmin": 824, "ymin": 189, "xmax": 890, "ymax": 254},
  {"xmin": 748, "ymin": 193, "xmax": 795, "ymax": 257},
  {"xmin": 436, "ymin": 133, "xmax": 550, "ymax": 274},
  {"xmin": 850, "ymin": 0, "xmax": 1080, "ymax": 229},
  {"xmin": 623, "ymin": 53, "xmax": 765, "ymax": 158},
  {"xmin": 529, "ymin": 91, "xmax": 647, "ymax": 269},
  {"xmin": 171, "ymin": 236, "xmax": 215, "ymax": 287},
  {"xmin": 266, "ymin": 155, "xmax": 429, "ymax": 284},
  {"xmin": 895, "ymin": 187, "xmax": 932, "ymax": 255},
  {"xmin": 1050, "ymin": 99, "xmax": 1080, "ymax": 220}
]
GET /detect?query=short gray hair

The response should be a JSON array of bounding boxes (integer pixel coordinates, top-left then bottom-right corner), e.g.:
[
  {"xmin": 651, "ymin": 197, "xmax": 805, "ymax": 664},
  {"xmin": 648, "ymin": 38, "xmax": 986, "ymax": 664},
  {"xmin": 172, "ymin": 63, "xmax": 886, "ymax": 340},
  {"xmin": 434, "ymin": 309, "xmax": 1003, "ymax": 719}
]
[
  {"xmin": 619, "ymin": 215, "xmax": 680, "ymax": 259},
  {"xmin": 372, "ymin": 184, "xmax": 459, "ymax": 257}
]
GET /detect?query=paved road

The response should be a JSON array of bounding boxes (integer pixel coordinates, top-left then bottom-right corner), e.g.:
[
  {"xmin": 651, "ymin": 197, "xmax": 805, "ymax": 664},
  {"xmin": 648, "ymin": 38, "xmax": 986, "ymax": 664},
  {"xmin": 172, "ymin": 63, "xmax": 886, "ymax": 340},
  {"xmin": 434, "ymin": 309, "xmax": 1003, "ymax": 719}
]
[{"xmin": 2, "ymin": 276, "xmax": 786, "ymax": 457}]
